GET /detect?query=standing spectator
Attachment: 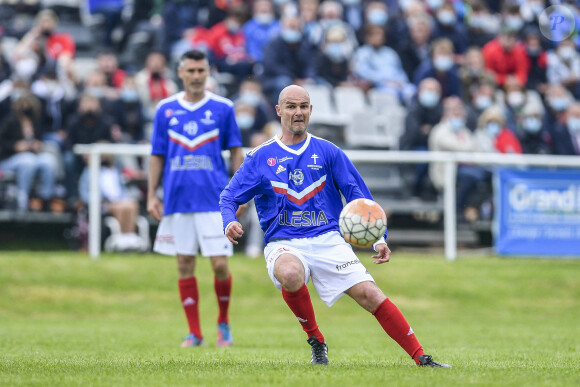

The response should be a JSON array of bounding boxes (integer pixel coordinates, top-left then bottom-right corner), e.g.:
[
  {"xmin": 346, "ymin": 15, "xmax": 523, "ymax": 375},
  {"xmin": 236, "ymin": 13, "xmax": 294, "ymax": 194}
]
[
  {"xmin": 352, "ymin": 25, "xmax": 415, "ymax": 102},
  {"xmin": 261, "ymin": 14, "xmax": 317, "ymax": 105},
  {"xmin": 482, "ymin": 27, "xmax": 529, "ymax": 87},
  {"xmin": 547, "ymin": 38, "xmax": 580, "ymax": 99},
  {"xmin": 220, "ymin": 84, "xmax": 450, "ymax": 368},
  {"xmin": 135, "ymin": 51, "xmax": 178, "ymax": 120},
  {"xmin": 414, "ymin": 37, "xmax": 461, "ymax": 98},
  {"xmin": 0, "ymin": 92, "xmax": 58, "ymax": 212},
  {"xmin": 400, "ymin": 78, "xmax": 443, "ymax": 199},
  {"xmin": 552, "ymin": 101, "xmax": 580, "ymax": 156},
  {"xmin": 243, "ymin": 0, "xmax": 280, "ymax": 65},
  {"xmin": 147, "ymin": 50, "xmax": 243, "ymax": 348}
]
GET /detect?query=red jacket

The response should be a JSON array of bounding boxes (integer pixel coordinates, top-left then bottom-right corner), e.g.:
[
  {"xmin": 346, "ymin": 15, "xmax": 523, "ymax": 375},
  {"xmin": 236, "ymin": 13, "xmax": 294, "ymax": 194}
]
[
  {"xmin": 46, "ymin": 33, "xmax": 75, "ymax": 59},
  {"xmin": 482, "ymin": 39, "xmax": 529, "ymax": 87},
  {"xmin": 496, "ymin": 129, "xmax": 523, "ymax": 154},
  {"xmin": 207, "ymin": 22, "xmax": 249, "ymax": 62}
]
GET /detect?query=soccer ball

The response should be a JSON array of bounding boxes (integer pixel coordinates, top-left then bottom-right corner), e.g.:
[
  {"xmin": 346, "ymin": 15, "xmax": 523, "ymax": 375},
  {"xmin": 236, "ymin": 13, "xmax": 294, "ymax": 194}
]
[{"xmin": 339, "ymin": 198, "xmax": 387, "ymax": 247}]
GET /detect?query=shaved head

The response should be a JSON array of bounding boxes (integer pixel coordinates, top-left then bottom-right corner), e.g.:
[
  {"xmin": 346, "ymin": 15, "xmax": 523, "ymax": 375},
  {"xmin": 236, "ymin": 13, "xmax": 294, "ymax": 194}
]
[{"xmin": 278, "ymin": 85, "xmax": 310, "ymax": 106}]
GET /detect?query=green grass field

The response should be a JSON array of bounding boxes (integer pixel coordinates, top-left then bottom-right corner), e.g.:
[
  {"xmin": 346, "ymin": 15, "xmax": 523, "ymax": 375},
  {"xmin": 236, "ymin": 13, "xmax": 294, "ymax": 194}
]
[{"xmin": 0, "ymin": 251, "xmax": 578, "ymax": 386}]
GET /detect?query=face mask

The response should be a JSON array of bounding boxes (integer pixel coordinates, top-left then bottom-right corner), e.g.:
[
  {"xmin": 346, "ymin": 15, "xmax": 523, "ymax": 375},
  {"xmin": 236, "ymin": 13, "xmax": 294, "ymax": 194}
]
[
  {"xmin": 85, "ymin": 87, "xmax": 104, "ymax": 99},
  {"xmin": 449, "ymin": 117, "xmax": 465, "ymax": 131},
  {"xmin": 523, "ymin": 117, "xmax": 542, "ymax": 133},
  {"xmin": 549, "ymin": 96, "xmax": 569, "ymax": 111},
  {"xmin": 240, "ymin": 91, "xmax": 261, "ymax": 107},
  {"xmin": 485, "ymin": 122, "xmax": 502, "ymax": 137},
  {"xmin": 474, "ymin": 95, "xmax": 492, "ymax": 110},
  {"xmin": 325, "ymin": 42, "xmax": 347, "ymax": 62},
  {"xmin": 505, "ymin": 16, "xmax": 523, "ymax": 31},
  {"xmin": 226, "ymin": 21, "xmax": 241, "ymax": 34},
  {"xmin": 437, "ymin": 10, "xmax": 456, "ymax": 26},
  {"xmin": 236, "ymin": 113, "xmax": 255, "ymax": 130},
  {"xmin": 433, "ymin": 55, "xmax": 453, "ymax": 72},
  {"xmin": 470, "ymin": 15, "xmax": 485, "ymax": 29},
  {"xmin": 527, "ymin": 46, "xmax": 541, "ymax": 57},
  {"xmin": 507, "ymin": 91, "xmax": 524, "ymax": 108},
  {"xmin": 418, "ymin": 90, "xmax": 440, "ymax": 108},
  {"xmin": 15, "ymin": 58, "xmax": 38, "ymax": 79},
  {"xmin": 343, "ymin": 0, "xmax": 361, "ymax": 5},
  {"xmin": 367, "ymin": 9, "xmax": 388, "ymax": 26},
  {"xmin": 121, "ymin": 88, "xmax": 140, "ymax": 103},
  {"xmin": 567, "ymin": 117, "xmax": 580, "ymax": 132},
  {"xmin": 426, "ymin": 0, "xmax": 444, "ymax": 10},
  {"xmin": 254, "ymin": 13, "xmax": 274, "ymax": 25},
  {"xmin": 273, "ymin": 0, "xmax": 289, "ymax": 5},
  {"xmin": 530, "ymin": 2, "xmax": 544, "ymax": 16},
  {"xmin": 558, "ymin": 46, "xmax": 576, "ymax": 61},
  {"xmin": 281, "ymin": 28, "xmax": 302, "ymax": 44}
]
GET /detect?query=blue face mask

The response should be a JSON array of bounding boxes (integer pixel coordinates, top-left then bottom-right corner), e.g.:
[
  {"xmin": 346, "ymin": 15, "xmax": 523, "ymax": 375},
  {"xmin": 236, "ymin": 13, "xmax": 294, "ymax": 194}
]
[
  {"xmin": 566, "ymin": 117, "xmax": 580, "ymax": 132},
  {"xmin": 549, "ymin": 97, "xmax": 570, "ymax": 112},
  {"xmin": 236, "ymin": 113, "xmax": 255, "ymax": 130},
  {"xmin": 485, "ymin": 122, "xmax": 502, "ymax": 137},
  {"xmin": 325, "ymin": 43, "xmax": 346, "ymax": 62},
  {"xmin": 418, "ymin": 90, "xmax": 440, "ymax": 108},
  {"xmin": 254, "ymin": 13, "xmax": 274, "ymax": 25},
  {"xmin": 474, "ymin": 95, "xmax": 492, "ymax": 110},
  {"xmin": 449, "ymin": 117, "xmax": 465, "ymax": 131},
  {"xmin": 239, "ymin": 91, "xmax": 261, "ymax": 107},
  {"xmin": 433, "ymin": 55, "xmax": 454, "ymax": 72},
  {"xmin": 367, "ymin": 10, "xmax": 388, "ymax": 26},
  {"xmin": 281, "ymin": 28, "xmax": 302, "ymax": 44},
  {"xmin": 523, "ymin": 117, "xmax": 542, "ymax": 133},
  {"xmin": 121, "ymin": 88, "xmax": 140, "ymax": 102}
]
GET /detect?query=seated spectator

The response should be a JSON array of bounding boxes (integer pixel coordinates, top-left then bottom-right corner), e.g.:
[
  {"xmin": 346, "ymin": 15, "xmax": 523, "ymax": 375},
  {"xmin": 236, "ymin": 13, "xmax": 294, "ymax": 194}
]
[
  {"xmin": 160, "ymin": 0, "xmax": 209, "ymax": 59},
  {"xmin": 352, "ymin": 25, "xmax": 415, "ymax": 103},
  {"xmin": 96, "ymin": 49, "xmax": 126, "ymax": 89},
  {"xmin": 206, "ymin": 4, "xmax": 255, "ymax": 86},
  {"xmin": 501, "ymin": 4, "xmax": 525, "ymax": 36},
  {"xmin": 482, "ymin": 26, "xmax": 529, "ymax": 88},
  {"xmin": 243, "ymin": 0, "xmax": 280, "ymax": 65},
  {"xmin": 458, "ymin": 46, "xmax": 496, "ymax": 102},
  {"xmin": 524, "ymin": 27, "xmax": 548, "ymax": 95},
  {"xmin": 234, "ymin": 101, "xmax": 262, "ymax": 147},
  {"xmin": 64, "ymin": 94, "xmax": 115, "ymax": 207},
  {"xmin": 431, "ymin": 1, "xmax": 468, "ymax": 55},
  {"xmin": 135, "ymin": 51, "xmax": 178, "ymax": 120},
  {"xmin": 429, "ymin": 97, "xmax": 485, "ymax": 219},
  {"xmin": 0, "ymin": 92, "xmax": 58, "ymax": 211},
  {"xmin": 547, "ymin": 38, "xmax": 580, "ymax": 99},
  {"xmin": 542, "ymin": 83, "xmax": 572, "ymax": 137},
  {"xmin": 234, "ymin": 77, "xmax": 275, "ymax": 129},
  {"xmin": 311, "ymin": 1, "xmax": 359, "ymax": 52},
  {"xmin": 502, "ymin": 76, "xmax": 544, "ymax": 133},
  {"xmin": 518, "ymin": 103, "xmax": 552, "ymax": 154},
  {"xmin": 78, "ymin": 153, "xmax": 144, "ymax": 252},
  {"xmin": 299, "ymin": 0, "xmax": 322, "ymax": 46},
  {"xmin": 315, "ymin": 25, "xmax": 355, "ymax": 88},
  {"xmin": 399, "ymin": 78, "xmax": 443, "ymax": 199},
  {"xmin": 261, "ymin": 14, "xmax": 317, "ymax": 104},
  {"xmin": 88, "ymin": 0, "xmax": 124, "ymax": 48},
  {"xmin": 552, "ymin": 101, "xmax": 580, "ymax": 156},
  {"xmin": 414, "ymin": 37, "xmax": 461, "ymax": 98},
  {"xmin": 82, "ymin": 70, "xmax": 120, "ymax": 119},
  {"xmin": 360, "ymin": 1, "xmax": 409, "ymax": 52},
  {"xmin": 473, "ymin": 106, "xmax": 522, "ymax": 154},
  {"xmin": 398, "ymin": 12, "xmax": 433, "ymax": 81},
  {"xmin": 466, "ymin": 0, "xmax": 499, "ymax": 48}
]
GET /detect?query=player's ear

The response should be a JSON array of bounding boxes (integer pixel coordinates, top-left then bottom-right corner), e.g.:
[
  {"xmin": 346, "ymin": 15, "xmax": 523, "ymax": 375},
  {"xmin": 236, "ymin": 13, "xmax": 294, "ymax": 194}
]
[{"xmin": 275, "ymin": 105, "xmax": 281, "ymax": 117}]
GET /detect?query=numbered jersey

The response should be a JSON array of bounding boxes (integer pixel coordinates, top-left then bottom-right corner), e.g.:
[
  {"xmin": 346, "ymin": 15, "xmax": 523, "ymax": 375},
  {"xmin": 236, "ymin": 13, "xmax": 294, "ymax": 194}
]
[
  {"xmin": 220, "ymin": 133, "xmax": 388, "ymax": 244},
  {"xmin": 151, "ymin": 91, "xmax": 242, "ymax": 215}
]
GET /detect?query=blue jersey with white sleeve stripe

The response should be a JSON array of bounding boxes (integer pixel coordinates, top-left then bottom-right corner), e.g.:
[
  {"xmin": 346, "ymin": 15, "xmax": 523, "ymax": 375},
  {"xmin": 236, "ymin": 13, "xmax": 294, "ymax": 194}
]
[
  {"xmin": 151, "ymin": 91, "xmax": 242, "ymax": 215},
  {"xmin": 219, "ymin": 133, "xmax": 388, "ymax": 245}
]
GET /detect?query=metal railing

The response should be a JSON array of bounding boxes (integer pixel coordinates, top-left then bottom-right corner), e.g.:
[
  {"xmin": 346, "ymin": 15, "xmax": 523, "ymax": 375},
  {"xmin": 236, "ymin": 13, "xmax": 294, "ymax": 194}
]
[{"xmin": 75, "ymin": 143, "xmax": 580, "ymax": 260}]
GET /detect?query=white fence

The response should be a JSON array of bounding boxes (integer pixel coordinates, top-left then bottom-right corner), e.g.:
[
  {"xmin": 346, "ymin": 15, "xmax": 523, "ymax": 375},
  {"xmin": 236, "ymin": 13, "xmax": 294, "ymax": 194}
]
[{"xmin": 75, "ymin": 143, "xmax": 580, "ymax": 260}]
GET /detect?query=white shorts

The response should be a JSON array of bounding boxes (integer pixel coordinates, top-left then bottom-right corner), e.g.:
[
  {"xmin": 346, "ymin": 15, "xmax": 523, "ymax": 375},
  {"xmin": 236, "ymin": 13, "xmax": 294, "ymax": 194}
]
[
  {"xmin": 264, "ymin": 231, "xmax": 375, "ymax": 307},
  {"xmin": 154, "ymin": 212, "xmax": 233, "ymax": 257}
]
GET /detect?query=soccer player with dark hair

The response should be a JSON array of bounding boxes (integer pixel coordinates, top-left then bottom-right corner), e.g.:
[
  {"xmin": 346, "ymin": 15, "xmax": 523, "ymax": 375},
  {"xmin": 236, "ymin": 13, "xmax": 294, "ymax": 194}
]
[
  {"xmin": 148, "ymin": 49, "xmax": 243, "ymax": 347},
  {"xmin": 219, "ymin": 85, "xmax": 450, "ymax": 367}
]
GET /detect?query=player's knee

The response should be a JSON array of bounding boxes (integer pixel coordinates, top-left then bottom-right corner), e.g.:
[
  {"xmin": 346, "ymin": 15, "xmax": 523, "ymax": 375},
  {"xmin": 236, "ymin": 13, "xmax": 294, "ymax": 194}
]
[{"xmin": 275, "ymin": 266, "xmax": 304, "ymax": 290}]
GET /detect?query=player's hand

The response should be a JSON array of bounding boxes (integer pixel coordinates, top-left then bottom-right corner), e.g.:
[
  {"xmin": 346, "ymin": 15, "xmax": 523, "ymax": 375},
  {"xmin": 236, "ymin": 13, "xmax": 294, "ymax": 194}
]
[
  {"xmin": 147, "ymin": 196, "xmax": 164, "ymax": 222},
  {"xmin": 226, "ymin": 221, "xmax": 244, "ymax": 245},
  {"xmin": 235, "ymin": 203, "xmax": 248, "ymax": 218},
  {"xmin": 372, "ymin": 243, "xmax": 391, "ymax": 264}
]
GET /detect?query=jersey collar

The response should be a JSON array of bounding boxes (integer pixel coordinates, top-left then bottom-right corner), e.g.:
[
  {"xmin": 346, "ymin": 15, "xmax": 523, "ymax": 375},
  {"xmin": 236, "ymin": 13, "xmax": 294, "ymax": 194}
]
[
  {"xmin": 177, "ymin": 91, "xmax": 210, "ymax": 112},
  {"xmin": 275, "ymin": 133, "xmax": 312, "ymax": 155}
]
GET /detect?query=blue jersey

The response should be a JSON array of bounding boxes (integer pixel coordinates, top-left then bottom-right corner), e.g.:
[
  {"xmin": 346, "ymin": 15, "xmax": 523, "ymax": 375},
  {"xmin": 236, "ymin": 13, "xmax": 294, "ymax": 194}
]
[
  {"xmin": 220, "ymin": 133, "xmax": 388, "ymax": 244},
  {"xmin": 151, "ymin": 91, "xmax": 242, "ymax": 215}
]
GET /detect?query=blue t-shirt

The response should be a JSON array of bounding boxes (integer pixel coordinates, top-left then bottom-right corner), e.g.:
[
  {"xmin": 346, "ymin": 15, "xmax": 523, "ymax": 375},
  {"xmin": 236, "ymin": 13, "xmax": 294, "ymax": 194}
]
[
  {"xmin": 151, "ymin": 91, "xmax": 242, "ymax": 215},
  {"xmin": 220, "ymin": 133, "xmax": 388, "ymax": 244}
]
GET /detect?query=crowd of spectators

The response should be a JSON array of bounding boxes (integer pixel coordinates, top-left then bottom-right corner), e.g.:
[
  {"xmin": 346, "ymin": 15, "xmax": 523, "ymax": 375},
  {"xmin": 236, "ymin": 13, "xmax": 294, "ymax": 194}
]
[{"xmin": 1, "ymin": 0, "xmax": 580, "ymax": 228}]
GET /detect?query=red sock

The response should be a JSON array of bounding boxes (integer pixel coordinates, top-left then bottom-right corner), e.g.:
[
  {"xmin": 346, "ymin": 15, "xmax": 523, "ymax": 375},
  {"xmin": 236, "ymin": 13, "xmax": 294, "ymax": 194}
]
[
  {"xmin": 373, "ymin": 299, "xmax": 425, "ymax": 363},
  {"xmin": 282, "ymin": 284, "xmax": 325, "ymax": 343},
  {"xmin": 214, "ymin": 275, "xmax": 232, "ymax": 324},
  {"xmin": 178, "ymin": 277, "xmax": 202, "ymax": 338}
]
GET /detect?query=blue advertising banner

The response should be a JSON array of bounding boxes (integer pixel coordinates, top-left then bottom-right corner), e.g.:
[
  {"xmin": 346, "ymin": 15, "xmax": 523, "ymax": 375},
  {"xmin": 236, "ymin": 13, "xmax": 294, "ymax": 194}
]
[{"xmin": 495, "ymin": 168, "xmax": 580, "ymax": 257}]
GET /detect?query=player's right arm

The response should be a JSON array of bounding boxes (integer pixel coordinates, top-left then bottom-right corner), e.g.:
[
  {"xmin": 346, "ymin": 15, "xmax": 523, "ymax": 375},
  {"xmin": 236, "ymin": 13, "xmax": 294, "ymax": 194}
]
[{"xmin": 147, "ymin": 154, "xmax": 165, "ymax": 222}]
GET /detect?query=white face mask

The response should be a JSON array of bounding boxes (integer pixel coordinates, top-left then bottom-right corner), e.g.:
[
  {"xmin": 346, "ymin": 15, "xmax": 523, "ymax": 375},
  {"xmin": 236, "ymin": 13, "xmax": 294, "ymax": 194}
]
[
  {"xmin": 239, "ymin": 91, "xmax": 261, "ymax": 107},
  {"xmin": 558, "ymin": 46, "xmax": 576, "ymax": 61},
  {"xmin": 523, "ymin": 117, "xmax": 542, "ymax": 133},
  {"xmin": 437, "ymin": 10, "xmax": 457, "ymax": 26},
  {"xmin": 15, "ymin": 58, "xmax": 38, "ymax": 80},
  {"xmin": 433, "ymin": 55, "xmax": 454, "ymax": 72},
  {"xmin": 449, "ymin": 116, "xmax": 465, "ymax": 131},
  {"xmin": 281, "ymin": 28, "xmax": 302, "ymax": 43},
  {"xmin": 485, "ymin": 122, "xmax": 502, "ymax": 137},
  {"xmin": 236, "ymin": 113, "xmax": 255, "ymax": 130},
  {"xmin": 507, "ymin": 91, "xmax": 525, "ymax": 108},
  {"xmin": 418, "ymin": 90, "xmax": 441, "ymax": 108},
  {"xmin": 567, "ymin": 117, "xmax": 580, "ymax": 132},
  {"xmin": 474, "ymin": 95, "xmax": 492, "ymax": 110},
  {"xmin": 254, "ymin": 13, "xmax": 275, "ymax": 25}
]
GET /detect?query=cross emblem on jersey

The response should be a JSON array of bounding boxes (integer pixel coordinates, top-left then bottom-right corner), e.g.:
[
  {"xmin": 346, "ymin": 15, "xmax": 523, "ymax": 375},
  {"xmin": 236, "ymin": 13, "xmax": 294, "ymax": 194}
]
[
  {"xmin": 201, "ymin": 110, "xmax": 215, "ymax": 124},
  {"xmin": 311, "ymin": 154, "xmax": 319, "ymax": 164}
]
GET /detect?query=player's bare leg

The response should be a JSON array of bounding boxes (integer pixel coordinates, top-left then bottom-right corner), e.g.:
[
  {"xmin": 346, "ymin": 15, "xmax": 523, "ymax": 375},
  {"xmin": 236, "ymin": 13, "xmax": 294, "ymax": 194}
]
[
  {"xmin": 346, "ymin": 281, "xmax": 450, "ymax": 367},
  {"xmin": 211, "ymin": 256, "xmax": 233, "ymax": 347},
  {"xmin": 274, "ymin": 254, "xmax": 328, "ymax": 365},
  {"xmin": 177, "ymin": 254, "xmax": 204, "ymax": 346}
]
